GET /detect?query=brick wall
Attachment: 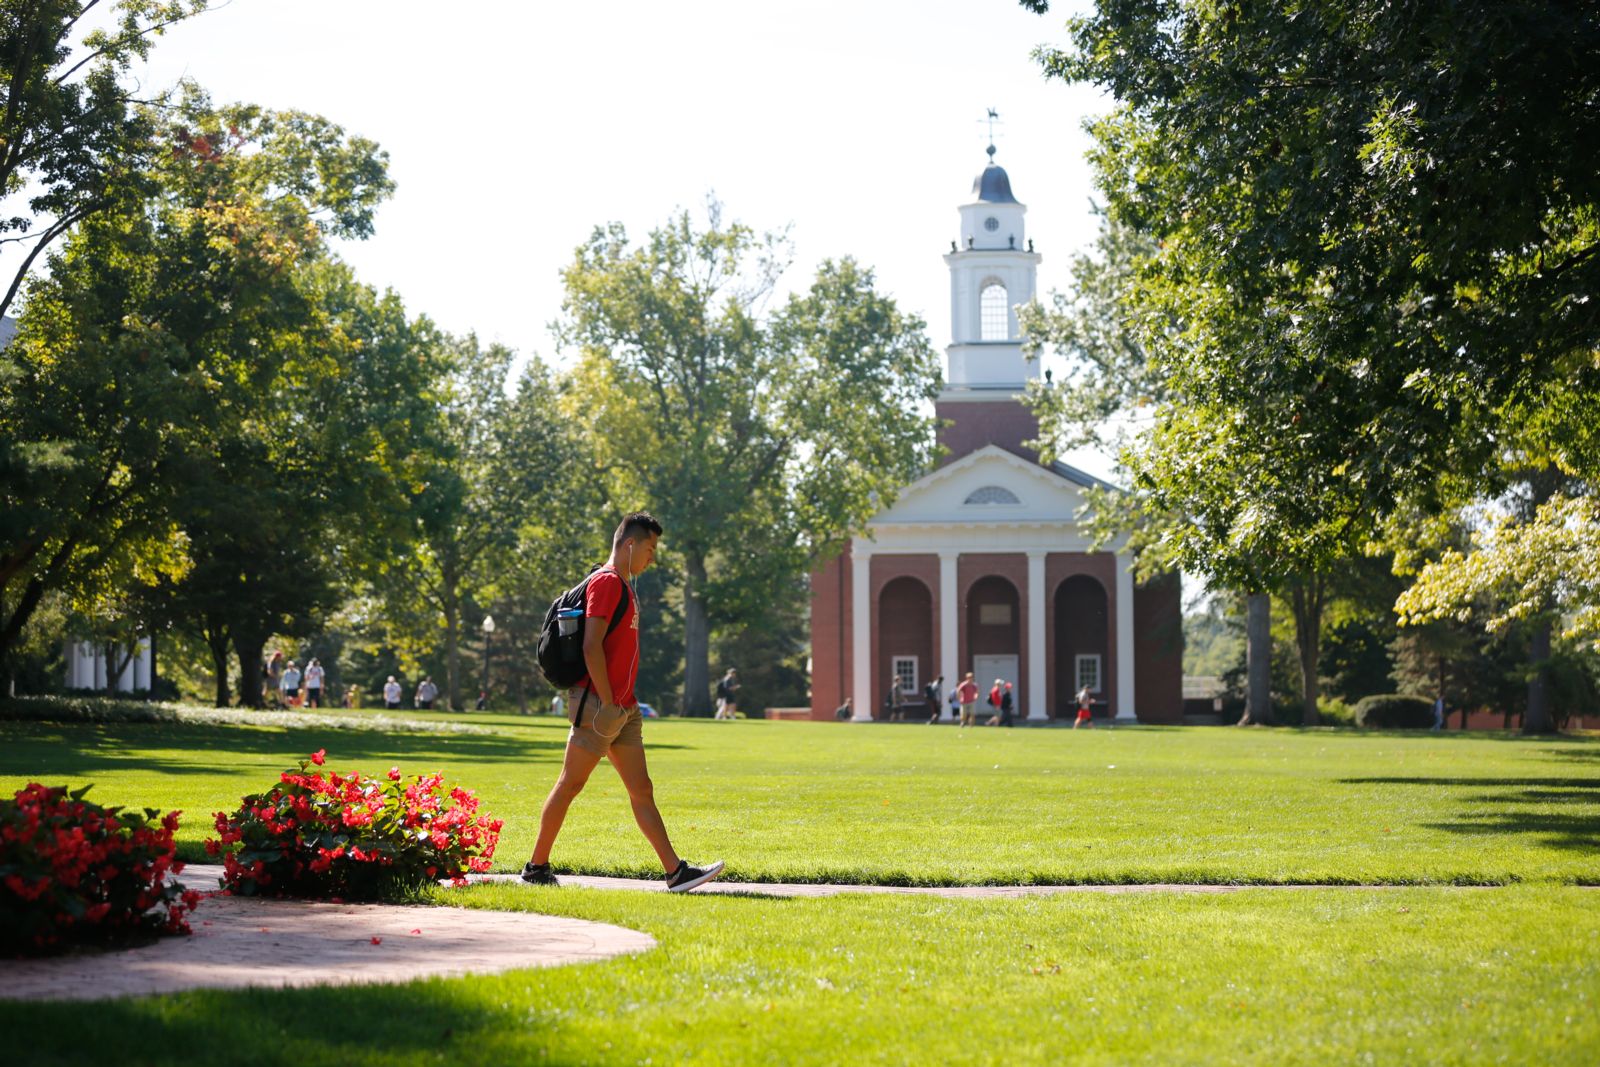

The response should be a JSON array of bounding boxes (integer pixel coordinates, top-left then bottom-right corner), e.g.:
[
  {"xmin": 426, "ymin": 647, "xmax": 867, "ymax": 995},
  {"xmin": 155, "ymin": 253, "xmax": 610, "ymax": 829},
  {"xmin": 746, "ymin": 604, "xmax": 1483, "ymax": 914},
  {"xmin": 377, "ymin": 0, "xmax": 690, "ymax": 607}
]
[{"xmin": 1134, "ymin": 572, "xmax": 1184, "ymax": 724}]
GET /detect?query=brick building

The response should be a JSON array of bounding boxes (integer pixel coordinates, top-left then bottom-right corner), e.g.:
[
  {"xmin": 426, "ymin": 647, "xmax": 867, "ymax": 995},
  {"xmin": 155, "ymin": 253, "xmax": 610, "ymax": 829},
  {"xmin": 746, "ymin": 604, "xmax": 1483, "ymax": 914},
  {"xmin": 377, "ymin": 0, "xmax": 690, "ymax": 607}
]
[{"xmin": 808, "ymin": 152, "xmax": 1183, "ymax": 724}]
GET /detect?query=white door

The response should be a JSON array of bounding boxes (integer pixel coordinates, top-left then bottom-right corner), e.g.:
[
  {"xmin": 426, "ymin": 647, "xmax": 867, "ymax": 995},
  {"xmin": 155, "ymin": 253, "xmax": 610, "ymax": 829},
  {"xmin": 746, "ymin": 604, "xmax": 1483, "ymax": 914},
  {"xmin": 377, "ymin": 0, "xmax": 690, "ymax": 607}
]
[{"xmin": 972, "ymin": 654, "xmax": 1018, "ymax": 717}]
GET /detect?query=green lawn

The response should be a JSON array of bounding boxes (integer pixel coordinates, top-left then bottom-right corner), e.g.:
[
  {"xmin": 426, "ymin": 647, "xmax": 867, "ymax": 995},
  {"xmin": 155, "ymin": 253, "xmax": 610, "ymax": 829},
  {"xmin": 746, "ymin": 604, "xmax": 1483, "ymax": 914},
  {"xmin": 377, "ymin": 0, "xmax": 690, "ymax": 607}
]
[
  {"xmin": 5, "ymin": 885, "xmax": 1597, "ymax": 1065},
  {"xmin": 1, "ymin": 709, "xmax": 1596, "ymax": 885},
  {"xmin": 3, "ymin": 708, "xmax": 1598, "ymax": 1064}
]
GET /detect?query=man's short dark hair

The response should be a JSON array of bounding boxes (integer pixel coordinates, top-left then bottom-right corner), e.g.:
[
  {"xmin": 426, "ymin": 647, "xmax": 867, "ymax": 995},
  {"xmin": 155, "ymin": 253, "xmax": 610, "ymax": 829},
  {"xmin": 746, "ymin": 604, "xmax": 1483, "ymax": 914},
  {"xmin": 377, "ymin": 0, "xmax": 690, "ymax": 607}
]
[{"xmin": 613, "ymin": 511, "xmax": 663, "ymax": 548}]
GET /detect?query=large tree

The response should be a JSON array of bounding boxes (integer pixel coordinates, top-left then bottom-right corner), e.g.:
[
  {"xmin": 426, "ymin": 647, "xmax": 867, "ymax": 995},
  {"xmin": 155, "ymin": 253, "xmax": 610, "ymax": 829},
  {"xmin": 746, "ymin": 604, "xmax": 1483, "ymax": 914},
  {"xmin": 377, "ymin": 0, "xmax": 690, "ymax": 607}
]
[
  {"xmin": 558, "ymin": 206, "xmax": 941, "ymax": 714},
  {"xmin": 1019, "ymin": 0, "xmax": 1600, "ymax": 729},
  {"xmin": 0, "ymin": 1, "xmax": 211, "ymax": 318},
  {"xmin": 0, "ymin": 91, "xmax": 394, "ymax": 685}
]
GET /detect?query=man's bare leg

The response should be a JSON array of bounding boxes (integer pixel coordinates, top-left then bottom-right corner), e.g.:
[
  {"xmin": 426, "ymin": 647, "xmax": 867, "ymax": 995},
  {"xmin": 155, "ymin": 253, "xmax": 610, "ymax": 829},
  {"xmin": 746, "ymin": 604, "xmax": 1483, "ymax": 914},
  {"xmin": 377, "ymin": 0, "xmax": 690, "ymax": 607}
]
[
  {"xmin": 606, "ymin": 742, "xmax": 681, "ymax": 873},
  {"xmin": 529, "ymin": 741, "xmax": 604, "ymax": 865}
]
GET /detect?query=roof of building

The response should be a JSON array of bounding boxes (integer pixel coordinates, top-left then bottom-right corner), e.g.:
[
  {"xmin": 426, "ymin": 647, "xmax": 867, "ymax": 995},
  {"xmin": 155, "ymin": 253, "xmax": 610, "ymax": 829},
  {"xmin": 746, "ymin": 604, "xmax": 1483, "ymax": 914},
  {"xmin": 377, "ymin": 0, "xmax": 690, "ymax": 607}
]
[
  {"xmin": 1049, "ymin": 459, "xmax": 1118, "ymax": 492},
  {"xmin": 971, "ymin": 163, "xmax": 1019, "ymax": 205}
]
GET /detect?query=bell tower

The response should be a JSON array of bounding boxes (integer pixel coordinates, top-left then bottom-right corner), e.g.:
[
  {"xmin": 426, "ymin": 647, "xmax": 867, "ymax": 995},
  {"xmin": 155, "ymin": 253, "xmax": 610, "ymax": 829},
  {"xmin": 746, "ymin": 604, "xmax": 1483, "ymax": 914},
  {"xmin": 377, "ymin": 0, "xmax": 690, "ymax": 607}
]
[{"xmin": 937, "ymin": 142, "xmax": 1043, "ymax": 463}]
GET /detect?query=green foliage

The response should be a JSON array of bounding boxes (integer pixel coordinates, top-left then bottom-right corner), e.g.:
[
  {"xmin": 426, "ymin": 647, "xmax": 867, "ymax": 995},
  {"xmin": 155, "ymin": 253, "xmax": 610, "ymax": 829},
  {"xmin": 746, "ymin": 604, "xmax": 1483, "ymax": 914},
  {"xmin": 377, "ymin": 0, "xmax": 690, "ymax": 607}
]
[
  {"xmin": 1023, "ymin": 0, "xmax": 1600, "ymax": 588},
  {"xmin": 1319, "ymin": 618, "xmax": 1395, "ymax": 704},
  {"xmin": 1397, "ymin": 493, "xmax": 1600, "ymax": 649},
  {"xmin": 1315, "ymin": 695, "xmax": 1355, "ymax": 727},
  {"xmin": 1181, "ymin": 597, "xmax": 1242, "ymax": 678},
  {"xmin": 1353, "ymin": 694, "xmax": 1435, "ymax": 730},
  {"xmin": 558, "ymin": 204, "xmax": 940, "ymax": 713},
  {"xmin": 0, "ymin": 89, "xmax": 400, "ymax": 692},
  {"xmin": 0, "ymin": 1, "xmax": 211, "ymax": 318}
]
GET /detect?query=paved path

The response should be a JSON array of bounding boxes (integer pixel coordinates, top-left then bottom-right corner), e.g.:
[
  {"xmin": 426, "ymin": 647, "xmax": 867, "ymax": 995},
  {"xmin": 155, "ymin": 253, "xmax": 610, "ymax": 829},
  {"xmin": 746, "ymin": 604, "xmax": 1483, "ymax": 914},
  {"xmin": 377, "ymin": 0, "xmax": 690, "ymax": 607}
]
[
  {"xmin": 1, "ymin": 888, "xmax": 655, "ymax": 1003},
  {"xmin": 5, "ymin": 864, "xmax": 1496, "ymax": 1003}
]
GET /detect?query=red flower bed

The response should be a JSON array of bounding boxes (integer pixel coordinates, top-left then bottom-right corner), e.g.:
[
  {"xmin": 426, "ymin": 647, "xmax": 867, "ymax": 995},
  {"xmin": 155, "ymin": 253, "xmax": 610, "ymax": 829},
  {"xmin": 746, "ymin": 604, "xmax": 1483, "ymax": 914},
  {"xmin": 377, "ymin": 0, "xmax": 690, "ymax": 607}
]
[
  {"xmin": 209, "ymin": 750, "xmax": 503, "ymax": 901},
  {"xmin": 1, "ymin": 783, "xmax": 201, "ymax": 955}
]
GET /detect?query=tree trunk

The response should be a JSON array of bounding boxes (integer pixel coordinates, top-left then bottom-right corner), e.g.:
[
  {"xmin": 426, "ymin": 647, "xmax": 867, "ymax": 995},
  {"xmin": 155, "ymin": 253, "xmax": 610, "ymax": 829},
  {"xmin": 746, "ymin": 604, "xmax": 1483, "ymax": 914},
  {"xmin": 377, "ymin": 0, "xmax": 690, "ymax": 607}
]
[
  {"xmin": 1240, "ymin": 593, "xmax": 1275, "ymax": 725},
  {"xmin": 444, "ymin": 592, "xmax": 461, "ymax": 712},
  {"xmin": 1524, "ymin": 619, "xmax": 1555, "ymax": 734},
  {"xmin": 235, "ymin": 635, "xmax": 266, "ymax": 709},
  {"xmin": 103, "ymin": 641, "xmax": 135, "ymax": 696},
  {"xmin": 682, "ymin": 550, "xmax": 711, "ymax": 716},
  {"xmin": 1288, "ymin": 576, "xmax": 1324, "ymax": 727},
  {"xmin": 205, "ymin": 622, "xmax": 231, "ymax": 707}
]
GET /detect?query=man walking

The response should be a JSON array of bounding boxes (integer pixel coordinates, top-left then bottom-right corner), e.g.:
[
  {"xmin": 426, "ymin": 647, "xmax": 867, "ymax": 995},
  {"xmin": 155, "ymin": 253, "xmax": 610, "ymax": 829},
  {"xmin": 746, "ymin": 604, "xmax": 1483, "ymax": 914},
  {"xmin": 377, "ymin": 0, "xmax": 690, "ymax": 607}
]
[
  {"xmin": 522, "ymin": 512, "xmax": 723, "ymax": 893},
  {"xmin": 957, "ymin": 672, "xmax": 979, "ymax": 727}
]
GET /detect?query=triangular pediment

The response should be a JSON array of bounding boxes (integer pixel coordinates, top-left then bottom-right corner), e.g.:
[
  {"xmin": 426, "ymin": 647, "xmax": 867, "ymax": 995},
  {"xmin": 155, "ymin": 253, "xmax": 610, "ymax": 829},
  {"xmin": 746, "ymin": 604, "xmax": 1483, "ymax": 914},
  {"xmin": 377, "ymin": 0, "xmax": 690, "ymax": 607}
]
[{"xmin": 871, "ymin": 445, "xmax": 1102, "ymax": 526}]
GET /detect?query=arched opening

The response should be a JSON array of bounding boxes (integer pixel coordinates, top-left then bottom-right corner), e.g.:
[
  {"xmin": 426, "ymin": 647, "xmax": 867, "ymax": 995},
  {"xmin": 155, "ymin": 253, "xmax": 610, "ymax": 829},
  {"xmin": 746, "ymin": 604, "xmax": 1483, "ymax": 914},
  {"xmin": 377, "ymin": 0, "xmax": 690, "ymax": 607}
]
[
  {"xmin": 966, "ymin": 576, "xmax": 1020, "ymax": 709},
  {"xmin": 979, "ymin": 281, "xmax": 1009, "ymax": 340},
  {"xmin": 878, "ymin": 576, "xmax": 933, "ymax": 720},
  {"xmin": 1055, "ymin": 575, "xmax": 1109, "ymax": 718}
]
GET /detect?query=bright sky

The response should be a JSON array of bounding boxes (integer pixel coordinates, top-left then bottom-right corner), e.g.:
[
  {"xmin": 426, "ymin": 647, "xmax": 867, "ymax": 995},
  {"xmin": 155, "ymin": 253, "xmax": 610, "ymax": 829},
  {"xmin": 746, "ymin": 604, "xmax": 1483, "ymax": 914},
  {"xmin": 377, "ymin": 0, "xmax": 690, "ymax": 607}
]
[{"xmin": 103, "ymin": 1, "xmax": 1123, "ymax": 481}]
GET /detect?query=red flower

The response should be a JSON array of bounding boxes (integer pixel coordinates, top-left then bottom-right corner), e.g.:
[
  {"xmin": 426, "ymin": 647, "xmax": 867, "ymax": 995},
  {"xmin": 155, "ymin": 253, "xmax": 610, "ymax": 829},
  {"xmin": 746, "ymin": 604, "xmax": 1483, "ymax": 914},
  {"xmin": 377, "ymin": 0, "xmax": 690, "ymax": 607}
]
[
  {"xmin": 370, "ymin": 936, "xmax": 382, "ymax": 945},
  {"xmin": 310, "ymin": 749, "xmax": 326, "ymax": 766}
]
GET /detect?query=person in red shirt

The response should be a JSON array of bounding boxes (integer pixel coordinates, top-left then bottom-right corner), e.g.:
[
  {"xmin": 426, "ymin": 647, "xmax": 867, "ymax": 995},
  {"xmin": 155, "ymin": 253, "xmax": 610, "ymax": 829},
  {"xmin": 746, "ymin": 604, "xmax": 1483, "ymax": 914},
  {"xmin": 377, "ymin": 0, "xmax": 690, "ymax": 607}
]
[
  {"xmin": 521, "ymin": 512, "xmax": 723, "ymax": 893},
  {"xmin": 957, "ymin": 672, "xmax": 979, "ymax": 727}
]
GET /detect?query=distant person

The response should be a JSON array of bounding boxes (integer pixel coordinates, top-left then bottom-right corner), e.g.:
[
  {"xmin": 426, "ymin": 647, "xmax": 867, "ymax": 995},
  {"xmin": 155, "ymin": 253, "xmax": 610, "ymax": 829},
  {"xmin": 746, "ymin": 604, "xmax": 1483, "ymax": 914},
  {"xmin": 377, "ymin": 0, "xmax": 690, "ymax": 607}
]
[
  {"xmin": 1074, "ymin": 685, "xmax": 1094, "ymax": 729},
  {"xmin": 280, "ymin": 660, "xmax": 302, "ymax": 707},
  {"xmin": 714, "ymin": 669, "xmax": 741, "ymax": 720},
  {"xmin": 303, "ymin": 658, "xmax": 325, "ymax": 708},
  {"xmin": 415, "ymin": 676, "xmax": 438, "ymax": 710},
  {"xmin": 521, "ymin": 511, "xmax": 722, "ymax": 893},
  {"xmin": 835, "ymin": 697, "xmax": 853, "ymax": 721},
  {"xmin": 957, "ymin": 672, "xmax": 979, "ymax": 727},
  {"xmin": 476, "ymin": 689, "xmax": 488, "ymax": 711},
  {"xmin": 990, "ymin": 682, "xmax": 1015, "ymax": 727},
  {"xmin": 886, "ymin": 679, "xmax": 905, "ymax": 721},
  {"xmin": 987, "ymin": 679, "xmax": 1003, "ymax": 724},
  {"xmin": 383, "ymin": 675, "xmax": 402, "ymax": 710},
  {"xmin": 924, "ymin": 674, "xmax": 944, "ymax": 724},
  {"xmin": 343, "ymin": 685, "xmax": 360, "ymax": 709},
  {"xmin": 264, "ymin": 651, "xmax": 285, "ymax": 707},
  {"xmin": 1432, "ymin": 695, "xmax": 1445, "ymax": 732}
]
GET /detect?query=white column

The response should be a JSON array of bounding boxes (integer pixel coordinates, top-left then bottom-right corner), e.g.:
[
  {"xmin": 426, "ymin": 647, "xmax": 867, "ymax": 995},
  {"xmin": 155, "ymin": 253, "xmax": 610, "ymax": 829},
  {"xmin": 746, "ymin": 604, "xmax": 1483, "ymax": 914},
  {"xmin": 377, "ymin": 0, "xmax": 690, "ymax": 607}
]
[
  {"xmin": 1027, "ymin": 551, "xmax": 1046, "ymax": 719},
  {"xmin": 939, "ymin": 552, "xmax": 958, "ymax": 695},
  {"xmin": 134, "ymin": 639, "xmax": 151, "ymax": 691},
  {"xmin": 851, "ymin": 541, "xmax": 873, "ymax": 721},
  {"xmin": 1115, "ymin": 548, "xmax": 1137, "ymax": 721}
]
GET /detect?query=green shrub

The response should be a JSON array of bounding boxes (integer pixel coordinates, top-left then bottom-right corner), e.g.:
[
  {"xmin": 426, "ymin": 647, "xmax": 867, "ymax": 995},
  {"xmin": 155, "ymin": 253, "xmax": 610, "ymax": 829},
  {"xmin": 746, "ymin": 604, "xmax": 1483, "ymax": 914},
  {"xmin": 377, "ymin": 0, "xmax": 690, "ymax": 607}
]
[
  {"xmin": 0, "ymin": 696, "xmax": 488, "ymax": 735},
  {"xmin": 1316, "ymin": 696, "xmax": 1357, "ymax": 727},
  {"xmin": 1354, "ymin": 694, "xmax": 1435, "ymax": 729}
]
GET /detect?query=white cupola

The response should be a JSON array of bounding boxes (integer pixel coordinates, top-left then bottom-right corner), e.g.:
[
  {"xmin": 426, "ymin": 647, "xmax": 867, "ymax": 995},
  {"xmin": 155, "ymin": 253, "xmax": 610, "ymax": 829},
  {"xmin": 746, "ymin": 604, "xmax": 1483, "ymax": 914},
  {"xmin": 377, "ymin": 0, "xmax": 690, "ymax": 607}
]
[{"xmin": 942, "ymin": 145, "xmax": 1042, "ymax": 397}]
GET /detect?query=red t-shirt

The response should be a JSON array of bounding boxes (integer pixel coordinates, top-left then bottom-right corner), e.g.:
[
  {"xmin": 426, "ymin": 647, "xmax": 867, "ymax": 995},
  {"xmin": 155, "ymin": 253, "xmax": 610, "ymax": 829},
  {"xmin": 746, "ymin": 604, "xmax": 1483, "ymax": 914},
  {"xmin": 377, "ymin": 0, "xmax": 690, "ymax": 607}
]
[
  {"xmin": 579, "ymin": 566, "xmax": 639, "ymax": 708},
  {"xmin": 957, "ymin": 680, "xmax": 978, "ymax": 704}
]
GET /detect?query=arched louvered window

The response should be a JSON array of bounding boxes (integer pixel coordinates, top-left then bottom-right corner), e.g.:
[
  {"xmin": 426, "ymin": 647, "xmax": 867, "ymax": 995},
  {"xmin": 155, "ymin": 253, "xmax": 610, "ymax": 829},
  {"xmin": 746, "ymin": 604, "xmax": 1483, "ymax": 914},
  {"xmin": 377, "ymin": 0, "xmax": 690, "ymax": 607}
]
[
  {"xmin": 979, "ymin": 281, "xmax": 1009, "ymax": 340},
  {"xmin": 964, "ymin": 485, "xmax": 1021, "ymax": 505}
]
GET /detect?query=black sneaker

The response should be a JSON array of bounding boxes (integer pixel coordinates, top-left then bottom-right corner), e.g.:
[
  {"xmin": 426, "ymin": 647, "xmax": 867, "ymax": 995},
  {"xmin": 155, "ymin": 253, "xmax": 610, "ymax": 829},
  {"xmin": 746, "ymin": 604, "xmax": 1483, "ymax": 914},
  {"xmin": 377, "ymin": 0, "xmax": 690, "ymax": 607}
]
[
  {"xmin": 665, "ymin": 859, "xmax": 724, "ymax": 893},
  {"xmin": 519, "ymin": 861, "xmax": 559, "ymax": 886}
]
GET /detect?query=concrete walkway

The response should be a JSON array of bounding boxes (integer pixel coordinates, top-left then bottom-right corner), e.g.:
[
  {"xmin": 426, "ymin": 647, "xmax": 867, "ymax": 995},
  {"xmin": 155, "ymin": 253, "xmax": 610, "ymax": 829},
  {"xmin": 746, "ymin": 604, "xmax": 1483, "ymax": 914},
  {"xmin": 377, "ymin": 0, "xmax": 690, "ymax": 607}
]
[
  {"xmin": 1, "ymin": 887, "xmax": 655, "ymax": 1003},
  {"xmin": 4, "ymin": 863, "xmax": 1488, "ymax": 1003}
]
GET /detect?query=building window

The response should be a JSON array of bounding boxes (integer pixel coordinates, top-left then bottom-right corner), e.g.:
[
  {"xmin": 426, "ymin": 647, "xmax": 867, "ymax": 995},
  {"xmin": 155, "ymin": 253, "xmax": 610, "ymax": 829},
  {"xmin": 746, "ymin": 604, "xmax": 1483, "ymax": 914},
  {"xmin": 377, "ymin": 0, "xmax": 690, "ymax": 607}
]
[
  {"xmin": 980, "ymin": 281, "xmax": 1009, "ymax": 340},
  {"xmin": 892, "ymin": 656, "xmax": 918, "ymax": 697},
  {"xmin": 1075, "ymin": 654, "xmax": 1102, "ymax": 694},
  {"xmin": 964, "ymin": 485, "xmax": 1020, "ymax": 505}
]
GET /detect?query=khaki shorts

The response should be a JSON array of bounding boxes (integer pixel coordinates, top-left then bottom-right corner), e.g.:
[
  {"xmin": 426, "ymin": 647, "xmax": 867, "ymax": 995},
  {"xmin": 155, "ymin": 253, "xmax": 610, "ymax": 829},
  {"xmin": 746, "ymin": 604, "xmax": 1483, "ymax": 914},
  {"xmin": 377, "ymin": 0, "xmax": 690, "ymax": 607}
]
[{"xmin": 565, "ymin": 687, "xmax": 644, "ymax": 755}]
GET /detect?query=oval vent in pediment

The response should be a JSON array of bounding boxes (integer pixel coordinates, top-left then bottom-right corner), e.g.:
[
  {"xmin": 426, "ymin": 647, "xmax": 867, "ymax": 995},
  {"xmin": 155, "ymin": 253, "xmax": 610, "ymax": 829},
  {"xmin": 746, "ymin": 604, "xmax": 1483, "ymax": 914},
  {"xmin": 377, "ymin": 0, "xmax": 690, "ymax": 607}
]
[{"xmin": 964, "ymin": 485, "xmax": 1021, "ymax": 506}]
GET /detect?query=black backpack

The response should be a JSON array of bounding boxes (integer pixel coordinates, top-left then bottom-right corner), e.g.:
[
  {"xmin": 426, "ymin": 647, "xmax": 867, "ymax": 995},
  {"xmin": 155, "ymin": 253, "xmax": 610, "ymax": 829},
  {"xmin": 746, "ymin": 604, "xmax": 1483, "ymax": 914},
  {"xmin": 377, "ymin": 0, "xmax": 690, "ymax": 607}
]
[{"xmin": 536, "ymin": 566, "xmax": 632, "ymax": 689}]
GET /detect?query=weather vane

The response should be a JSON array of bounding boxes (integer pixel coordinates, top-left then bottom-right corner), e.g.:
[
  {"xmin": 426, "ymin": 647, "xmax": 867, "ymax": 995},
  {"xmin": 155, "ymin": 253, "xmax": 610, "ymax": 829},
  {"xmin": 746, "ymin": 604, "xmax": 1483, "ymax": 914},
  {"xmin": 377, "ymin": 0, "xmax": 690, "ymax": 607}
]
[{"xmin": 980, "ymin": 107, "xmax": 1003, "ymax": 161}]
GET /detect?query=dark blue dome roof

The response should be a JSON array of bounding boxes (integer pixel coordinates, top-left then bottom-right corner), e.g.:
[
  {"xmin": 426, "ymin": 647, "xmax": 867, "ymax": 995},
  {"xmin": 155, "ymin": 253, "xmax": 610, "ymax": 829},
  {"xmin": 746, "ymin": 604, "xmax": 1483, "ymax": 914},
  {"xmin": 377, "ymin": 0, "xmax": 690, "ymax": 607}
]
[{"xmin": 972, "ymin": 163, "xmax": 1018, "ymax": 204}]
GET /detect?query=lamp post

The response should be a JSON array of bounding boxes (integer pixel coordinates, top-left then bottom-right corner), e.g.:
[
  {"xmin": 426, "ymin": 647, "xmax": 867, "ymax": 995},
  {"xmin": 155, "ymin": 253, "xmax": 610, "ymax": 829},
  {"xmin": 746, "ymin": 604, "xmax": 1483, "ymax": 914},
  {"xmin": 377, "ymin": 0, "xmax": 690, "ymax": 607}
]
[{"xmin": 480, "ymin": 614, "xmax": 495, "ymax": 709}]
